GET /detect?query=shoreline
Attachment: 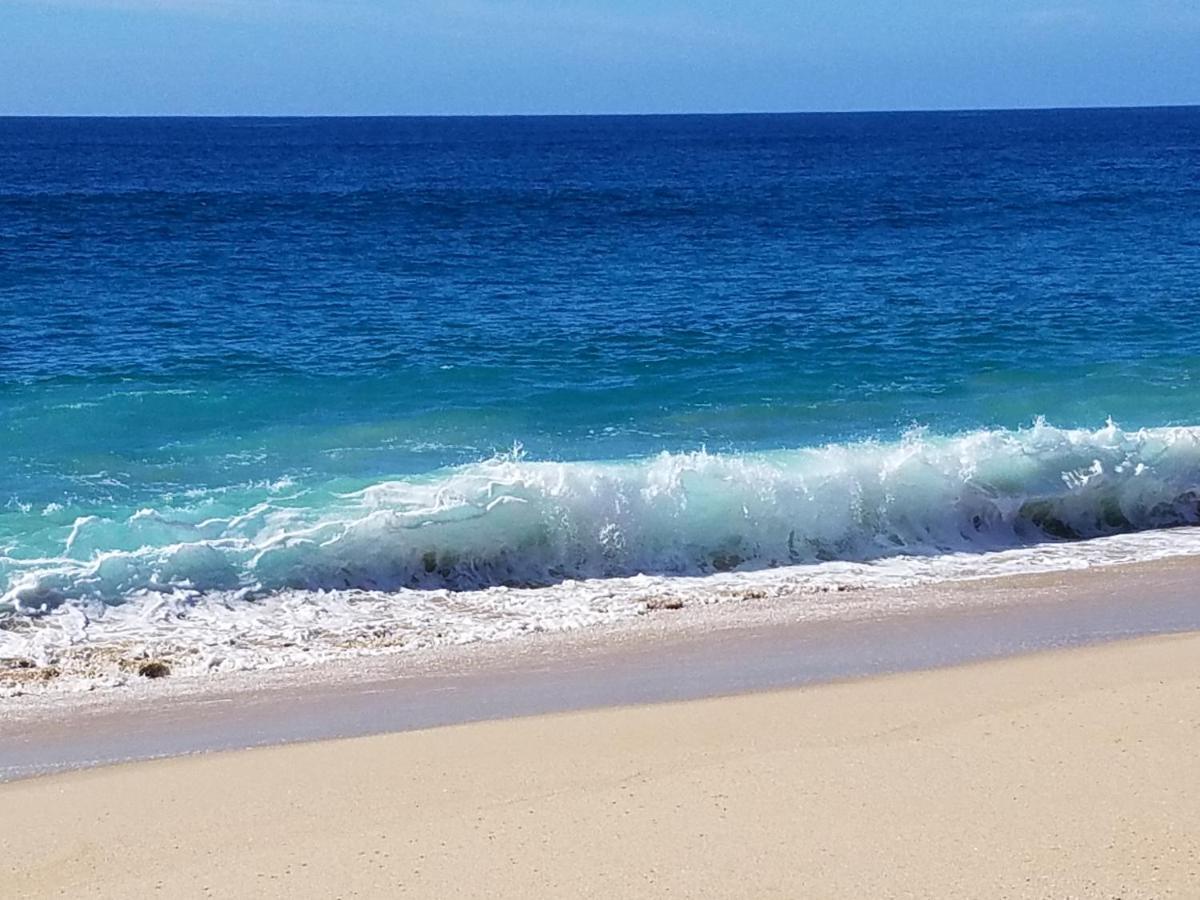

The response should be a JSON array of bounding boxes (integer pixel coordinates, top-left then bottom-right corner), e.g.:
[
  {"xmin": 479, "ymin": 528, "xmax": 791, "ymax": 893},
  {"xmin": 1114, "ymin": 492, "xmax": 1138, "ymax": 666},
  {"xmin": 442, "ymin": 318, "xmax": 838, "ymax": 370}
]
[
  {"xmin": 4, "ymin": 553, "xmax": 1200, "ymax": 781},
  {"xmin": 8, "ymin": 523, "xmax": 1200, "ymax": 693},
  {"xmin": 4, "ymin": 630, "xmax": 1198, "ymax": 897}
]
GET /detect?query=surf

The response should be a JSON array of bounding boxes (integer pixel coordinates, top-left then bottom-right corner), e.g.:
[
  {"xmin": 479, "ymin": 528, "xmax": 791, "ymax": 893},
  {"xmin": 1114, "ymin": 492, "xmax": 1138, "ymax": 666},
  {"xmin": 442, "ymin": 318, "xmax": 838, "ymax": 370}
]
[{"xmin": 5, "ymin": 418, "xmax": 1200, "ymax": 614}]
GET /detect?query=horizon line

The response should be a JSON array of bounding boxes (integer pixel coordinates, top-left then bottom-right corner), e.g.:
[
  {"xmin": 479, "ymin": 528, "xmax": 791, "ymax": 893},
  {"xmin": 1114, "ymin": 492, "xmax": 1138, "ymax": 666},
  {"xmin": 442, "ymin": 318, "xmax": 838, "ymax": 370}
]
[{"xmin": 2, "ymin": 102, "xmax": 1198, "ymax": 120}]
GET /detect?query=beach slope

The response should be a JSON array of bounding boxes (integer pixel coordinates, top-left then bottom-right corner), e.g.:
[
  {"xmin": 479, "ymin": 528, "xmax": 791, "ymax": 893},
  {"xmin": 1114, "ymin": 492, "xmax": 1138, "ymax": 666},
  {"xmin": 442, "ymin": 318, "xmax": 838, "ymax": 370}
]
[{"xmin": 4, "ymin": 633, "xmax": 1199, "ymax": 899}]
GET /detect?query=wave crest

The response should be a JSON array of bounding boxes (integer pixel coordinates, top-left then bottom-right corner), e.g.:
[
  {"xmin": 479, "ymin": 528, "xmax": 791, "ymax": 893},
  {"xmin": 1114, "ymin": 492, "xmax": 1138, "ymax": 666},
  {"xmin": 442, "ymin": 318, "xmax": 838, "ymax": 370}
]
[{"xmin": 5, "ymin": 420, "xmax": 1200, "ymax": 611}]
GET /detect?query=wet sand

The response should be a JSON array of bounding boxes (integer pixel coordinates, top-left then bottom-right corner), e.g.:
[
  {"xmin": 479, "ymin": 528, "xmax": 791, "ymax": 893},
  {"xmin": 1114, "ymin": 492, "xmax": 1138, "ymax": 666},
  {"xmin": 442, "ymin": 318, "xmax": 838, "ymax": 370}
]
[{"xmin": 5, "ymin": 555, "xmax": 1200, "ymax": 781}]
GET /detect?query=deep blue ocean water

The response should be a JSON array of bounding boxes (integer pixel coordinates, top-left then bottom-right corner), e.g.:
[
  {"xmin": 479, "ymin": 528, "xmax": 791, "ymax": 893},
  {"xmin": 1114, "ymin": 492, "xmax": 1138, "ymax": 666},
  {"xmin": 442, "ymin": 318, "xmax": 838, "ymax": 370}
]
[{"xmin": 3, "ymin": 108, "xmax": 1200, "ymax": 610}]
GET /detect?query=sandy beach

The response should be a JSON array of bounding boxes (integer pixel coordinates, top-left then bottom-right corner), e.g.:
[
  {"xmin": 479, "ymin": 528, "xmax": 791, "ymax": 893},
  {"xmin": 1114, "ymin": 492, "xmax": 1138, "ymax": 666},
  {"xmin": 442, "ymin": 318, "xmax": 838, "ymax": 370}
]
[{"xmin": 4, "ymin": 630, "xmax": 1198, "ymax": 898}]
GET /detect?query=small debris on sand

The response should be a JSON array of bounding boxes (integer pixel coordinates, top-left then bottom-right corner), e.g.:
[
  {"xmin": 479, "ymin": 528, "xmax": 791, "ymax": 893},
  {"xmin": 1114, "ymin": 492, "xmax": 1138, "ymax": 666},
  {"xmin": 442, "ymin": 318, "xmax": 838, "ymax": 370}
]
[
  {"xmin": 644, "ymin": 597, "xmax": 685, "ymax": 611},
  {"xmin": 137, "ymin": 661, "xmax": 171, "ymax": 679}
]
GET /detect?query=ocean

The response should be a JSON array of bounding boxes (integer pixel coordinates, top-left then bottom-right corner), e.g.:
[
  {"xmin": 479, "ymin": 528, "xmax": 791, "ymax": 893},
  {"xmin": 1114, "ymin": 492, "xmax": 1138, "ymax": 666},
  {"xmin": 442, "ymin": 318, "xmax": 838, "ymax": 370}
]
[{"xmin": 3, "ymin": 108, "xmax": 1200, "ymax": 684}]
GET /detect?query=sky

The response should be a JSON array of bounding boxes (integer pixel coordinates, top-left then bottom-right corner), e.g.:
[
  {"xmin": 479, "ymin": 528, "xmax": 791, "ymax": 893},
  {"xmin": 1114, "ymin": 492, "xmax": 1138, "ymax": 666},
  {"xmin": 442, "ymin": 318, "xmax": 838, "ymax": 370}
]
[{"xmin": 1, "ymin": 0, "xmax": 1197, "ymax": 115}]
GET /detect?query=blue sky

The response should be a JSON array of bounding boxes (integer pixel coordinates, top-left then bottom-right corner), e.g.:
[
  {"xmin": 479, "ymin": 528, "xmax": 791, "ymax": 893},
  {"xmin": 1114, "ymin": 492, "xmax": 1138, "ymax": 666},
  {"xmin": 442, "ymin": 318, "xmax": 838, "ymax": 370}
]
[{"xmin": 2, "ymin": 0, "xmax": 1197, "ymax": 115}]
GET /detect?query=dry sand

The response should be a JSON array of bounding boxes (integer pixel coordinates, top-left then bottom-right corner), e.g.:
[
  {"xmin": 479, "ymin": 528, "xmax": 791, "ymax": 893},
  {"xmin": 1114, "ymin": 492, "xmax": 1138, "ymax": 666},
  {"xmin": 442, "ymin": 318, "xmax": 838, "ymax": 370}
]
[{"xmin": 4, "ymin": 632, "xmax": 1199, "ymax": 899}]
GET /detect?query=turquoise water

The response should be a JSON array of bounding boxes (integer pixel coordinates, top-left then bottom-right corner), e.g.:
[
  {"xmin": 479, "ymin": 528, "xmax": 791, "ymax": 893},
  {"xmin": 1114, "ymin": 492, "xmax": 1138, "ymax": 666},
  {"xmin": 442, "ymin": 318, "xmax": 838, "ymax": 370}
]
[{"xmin": 2, "ymin": 109, "xmax": 1200, "ymax": 613}]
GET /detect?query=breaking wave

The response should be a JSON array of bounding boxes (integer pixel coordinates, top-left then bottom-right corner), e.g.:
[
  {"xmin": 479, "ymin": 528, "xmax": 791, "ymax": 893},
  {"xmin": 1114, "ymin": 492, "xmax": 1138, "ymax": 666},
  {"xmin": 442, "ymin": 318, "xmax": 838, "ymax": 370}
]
[{"xmin": 5, "ymin": 419, "xmax": 1200, "ymax": 614}]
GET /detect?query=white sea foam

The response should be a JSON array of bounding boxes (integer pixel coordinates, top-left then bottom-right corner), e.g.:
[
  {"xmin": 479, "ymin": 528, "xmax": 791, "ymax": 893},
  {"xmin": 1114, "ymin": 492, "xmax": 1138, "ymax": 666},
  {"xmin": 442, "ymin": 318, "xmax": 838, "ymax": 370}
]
[
  {"xmin": 4, "ymin": 526, "xmax": 1200, "ymax": 693},
  {"xmin": 3, "ymin": 419, "xmax": 1200, "ymax": 690}
]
